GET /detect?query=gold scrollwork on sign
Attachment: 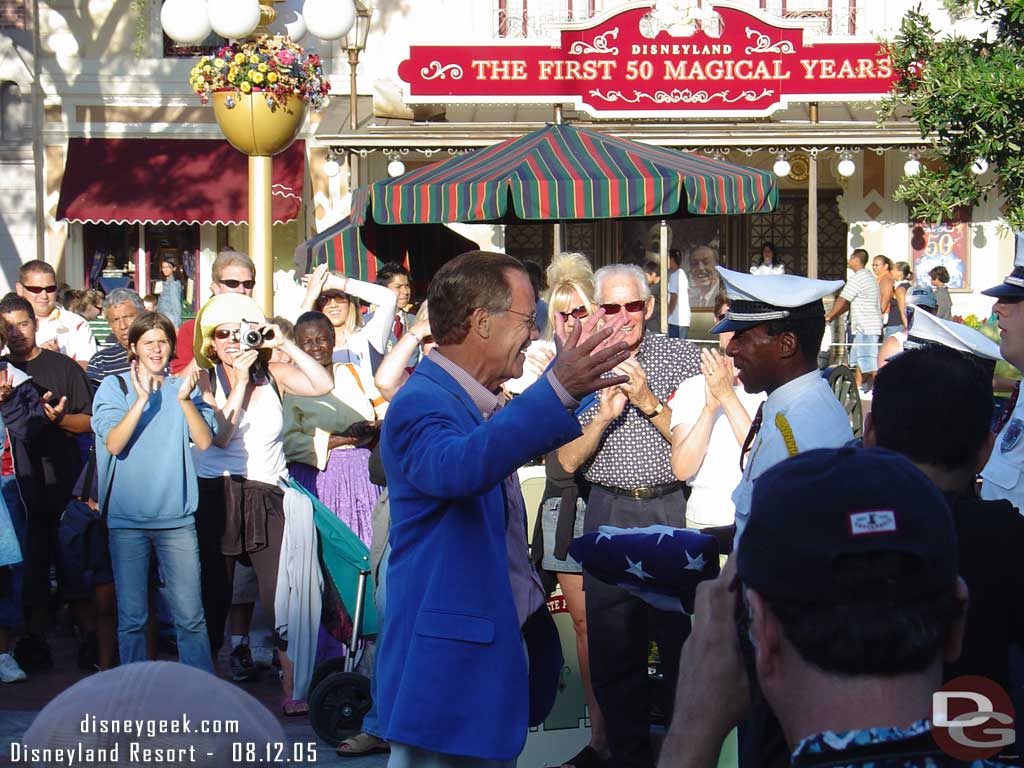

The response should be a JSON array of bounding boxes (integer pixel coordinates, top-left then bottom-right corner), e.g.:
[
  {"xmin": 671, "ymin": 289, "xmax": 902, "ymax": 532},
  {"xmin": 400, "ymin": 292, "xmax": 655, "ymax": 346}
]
[
  {"xmin": 743, "ymin": 27, "xmax": 796, "ymax": 55},
  {"xmin": 420, "ymin": 61, "xmax": 464, "ymax": 81},
  {"xmin": 568, "ymin": 27, "xmax": 620, "ymax": 56},
  {"xmin": 589, "ymin": 87, "xmax": 776, "ymax": 105}
]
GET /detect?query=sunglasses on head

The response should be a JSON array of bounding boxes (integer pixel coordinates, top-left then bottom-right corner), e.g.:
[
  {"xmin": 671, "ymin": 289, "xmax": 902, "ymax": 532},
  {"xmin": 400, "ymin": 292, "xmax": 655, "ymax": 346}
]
[
  {"xmin": 600, "ymin": 300, "xmax": 646, "ymax": 315},
  {"xmin": 218, "ymin": 279, "xmax": 256, "ymax": 290},
  {"xmin": 558, "ymin": 305, "xmax": 589, "ymax": 321},
  {"xmin": 22, "ymin": 284, "xmax": 57, "ymax": 294}
]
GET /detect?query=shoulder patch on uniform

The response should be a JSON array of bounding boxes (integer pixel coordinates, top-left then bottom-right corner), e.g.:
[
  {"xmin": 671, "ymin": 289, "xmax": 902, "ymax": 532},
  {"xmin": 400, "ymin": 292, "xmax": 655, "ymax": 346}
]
[
  {"xmin": 775, "ymin": 412, "xmax": 798, "ymax": 457},
  {"xmin": 1001, "ymin": 418, "xmax": 1024, "ymax": 453}
]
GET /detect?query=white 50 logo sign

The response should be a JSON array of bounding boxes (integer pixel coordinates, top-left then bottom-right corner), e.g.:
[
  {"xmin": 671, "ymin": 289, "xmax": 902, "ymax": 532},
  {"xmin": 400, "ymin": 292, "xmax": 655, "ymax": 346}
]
[{"xmin": 930, "ymin": 676, "xmax": 1016, "ymax": 760}]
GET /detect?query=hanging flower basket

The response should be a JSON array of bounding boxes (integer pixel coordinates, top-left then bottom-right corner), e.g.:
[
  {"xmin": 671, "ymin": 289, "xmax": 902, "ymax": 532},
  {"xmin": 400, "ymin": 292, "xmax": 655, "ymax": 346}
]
[
  {"xmin": 212, "ymin": 90, "xmax": 307, "ymax": 156},
  {"xmin": 191, "ymin": 34, "xmax": 329, "ymax": 156}
]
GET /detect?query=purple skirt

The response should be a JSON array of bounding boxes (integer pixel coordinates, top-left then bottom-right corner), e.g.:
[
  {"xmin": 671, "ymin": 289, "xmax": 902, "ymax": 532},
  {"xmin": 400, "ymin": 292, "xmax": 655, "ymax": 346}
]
[{"xmin": 288, "ymin": 447, "xmax": 380, "ymax": 547}]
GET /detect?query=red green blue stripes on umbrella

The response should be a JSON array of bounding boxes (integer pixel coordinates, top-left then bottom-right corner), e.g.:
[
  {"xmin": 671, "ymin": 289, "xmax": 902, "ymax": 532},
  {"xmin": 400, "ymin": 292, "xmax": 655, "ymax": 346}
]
[
  {"xmin": 350, "ymin": 124, "xmax": 777, "ymax": 226},
  {"xmin": 296, "ymin": 204, "xmax": 478, "ymax": 279}
]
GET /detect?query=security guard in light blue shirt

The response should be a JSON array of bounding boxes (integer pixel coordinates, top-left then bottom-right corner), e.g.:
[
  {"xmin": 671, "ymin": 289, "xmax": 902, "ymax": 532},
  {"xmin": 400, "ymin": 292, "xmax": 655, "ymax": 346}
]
[
  {"xmin": 710, "ymin": 267, "xmax": 854, "ymax": 543},
  {"xmin": 980, "ymin": 235, "xmax": 1024, "ymax": 511}
]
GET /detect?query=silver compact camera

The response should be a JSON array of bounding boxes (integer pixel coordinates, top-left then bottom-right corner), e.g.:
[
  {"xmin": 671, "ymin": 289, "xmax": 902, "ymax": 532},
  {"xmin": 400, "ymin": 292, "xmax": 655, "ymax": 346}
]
[{"xmin": 238, "ymin": 320, "xmax": 274, "ymax": 351}]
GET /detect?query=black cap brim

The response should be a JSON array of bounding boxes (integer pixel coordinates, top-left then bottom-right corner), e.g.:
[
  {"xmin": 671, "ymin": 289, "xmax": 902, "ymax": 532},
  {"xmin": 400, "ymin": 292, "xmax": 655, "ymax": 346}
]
[
  {"xmin": 981, "ymin": 282, "xmax": 1024, "ymax": 299},
  {"xmin": 710, "ymin": 317, "xmax": 764, "ymax": 334}
]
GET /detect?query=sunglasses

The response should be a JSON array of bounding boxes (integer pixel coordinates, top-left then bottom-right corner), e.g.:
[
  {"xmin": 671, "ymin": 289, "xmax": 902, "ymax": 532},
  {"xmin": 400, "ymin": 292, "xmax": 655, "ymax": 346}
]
[
  {"xmin": 218, "ymin": 279, "xmax": 256, "ymax": 290},
  {"xmin": 421, "ymin": 334, "xmax": 435, "ymax": 345},
  {"xmin": 558, "ymin": 305, "xmax": 589, "ymax": 321},
  {"xmin": 22, "ymin": 284, "xmax": 57, "ymax": 294},
  {"xmin": 320, "ymin": 292, "xmax": 349, "ymax": 304},
  {"xmin": 213, "ymin": 329, "xmax": 238, "ymax": 341},
  {"xmin": 600, "ymin": 300, "xmax": 646, "ymax": 315}
]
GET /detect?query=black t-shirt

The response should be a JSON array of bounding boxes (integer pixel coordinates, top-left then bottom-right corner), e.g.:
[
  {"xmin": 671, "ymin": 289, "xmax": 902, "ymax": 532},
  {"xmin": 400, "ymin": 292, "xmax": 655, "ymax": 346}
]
[
  {"xmin": 4, "ymin": 349, "xmax": 93, "ymax": 496},
  {"xmin": 944, "ymin": 490, "xmax": 1024, "ymax": 692}
]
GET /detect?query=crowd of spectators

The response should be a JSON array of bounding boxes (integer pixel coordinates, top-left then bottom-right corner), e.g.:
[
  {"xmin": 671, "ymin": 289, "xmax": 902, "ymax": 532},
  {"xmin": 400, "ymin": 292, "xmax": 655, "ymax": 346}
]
[{"xmin": 1, "ymin": 244, "xmax": 1023, "ymax": 768}]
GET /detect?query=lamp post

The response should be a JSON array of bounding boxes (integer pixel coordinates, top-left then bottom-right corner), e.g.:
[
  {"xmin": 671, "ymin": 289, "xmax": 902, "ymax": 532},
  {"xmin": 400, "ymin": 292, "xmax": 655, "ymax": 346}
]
[
  {"xmin": 161, "ymin": 0, "xmax": 365, "ymax": 315},
  {"xmin": 343, "ymin": 2, "xmax": 373, "ymax": 188}
]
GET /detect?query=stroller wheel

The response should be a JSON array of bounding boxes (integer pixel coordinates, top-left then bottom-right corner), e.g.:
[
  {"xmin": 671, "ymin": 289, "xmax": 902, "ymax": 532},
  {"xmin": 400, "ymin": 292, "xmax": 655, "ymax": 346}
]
[
  {"xmin": 309, "ymin": 672, "xmax": 372, "ymax": 747},
  {"xmin": 310, "ymin": 658, "xmax": 350, "ymax": 696}
]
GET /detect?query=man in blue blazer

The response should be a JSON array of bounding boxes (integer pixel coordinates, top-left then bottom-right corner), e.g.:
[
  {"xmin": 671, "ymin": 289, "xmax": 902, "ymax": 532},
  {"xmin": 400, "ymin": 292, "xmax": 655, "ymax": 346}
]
[{"xmin": 379, "ymin": 252, "xmax": 629, "ymax": 767}]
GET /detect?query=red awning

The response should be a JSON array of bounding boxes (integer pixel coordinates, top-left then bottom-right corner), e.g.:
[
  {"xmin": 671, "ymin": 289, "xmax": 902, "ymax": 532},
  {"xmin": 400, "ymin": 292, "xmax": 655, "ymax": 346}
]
[{"xmin": 56, "ymin": 138, "xmax": 305, "ymax": 226}]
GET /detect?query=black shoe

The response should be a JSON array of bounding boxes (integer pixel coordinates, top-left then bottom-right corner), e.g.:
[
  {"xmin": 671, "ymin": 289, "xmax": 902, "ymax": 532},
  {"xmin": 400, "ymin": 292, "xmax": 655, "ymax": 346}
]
[
  {"xmin": 230, "ymin": 644, "xmax": 259, "ymax": 682},
  {"xmin": 77, "ymin": 633, "xmax": 99, "ymax": 671},
  {"xmin": 13, "ymin": 636, "xmax": 53, "ymax": 672}
]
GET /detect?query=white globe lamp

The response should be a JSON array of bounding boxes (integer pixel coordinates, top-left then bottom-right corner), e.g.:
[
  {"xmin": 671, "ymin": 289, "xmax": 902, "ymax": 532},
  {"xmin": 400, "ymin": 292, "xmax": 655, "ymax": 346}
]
[
  {"xmin": 323, "ymin": 153, "xmax": 341, "ymax": 178},
  {"xmin": 209, "ymin": 0, "xmax": 261, "ymax": 39},
  {"xmin": 387, "ymin": 158, "xmax": 406, "ymax": 177},
  {"xmin": 837, "ymin": 154, "xmax": 856, "ymax": 178},
  {"xmin": 773, "ymin": 156, "xmax": 791, "ymax": 178},
  {"xmin": 904, "ymin": 158, "xmax": 921, "ymax": 176},
  {"xmin": 161, "ymin": 0, "xmax": 213, "ymax": 44},
  {"xmin": 303, "ymin": 0, "xmax": 356, "ymax": 41}
]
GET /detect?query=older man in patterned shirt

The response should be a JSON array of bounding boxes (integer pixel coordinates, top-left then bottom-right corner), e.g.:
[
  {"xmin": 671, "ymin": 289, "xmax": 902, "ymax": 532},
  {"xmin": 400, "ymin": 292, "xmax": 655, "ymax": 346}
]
[{"xmin": 559, "ymin": 264, "xmax": 701, "ymax": 768}]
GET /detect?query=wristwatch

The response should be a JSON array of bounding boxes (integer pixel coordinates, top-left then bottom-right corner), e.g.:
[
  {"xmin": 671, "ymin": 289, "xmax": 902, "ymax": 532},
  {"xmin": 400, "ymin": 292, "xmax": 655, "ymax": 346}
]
[{"xmin": 644, "ymin": 400, "xmax": 665, "ymax": 419}]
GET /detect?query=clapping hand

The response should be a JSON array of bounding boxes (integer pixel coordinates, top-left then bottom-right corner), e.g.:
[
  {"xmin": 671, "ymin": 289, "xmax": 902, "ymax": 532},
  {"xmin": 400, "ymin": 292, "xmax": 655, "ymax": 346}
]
[
  {"xmin": 597, "ymin": 385, "xmax": 628, "ymax": 423},
  {"xmin": 700, "ymin": 349, "xmax": 736, "ymax": 404},
  {"xmin": 41, "ymin": 390, "xmax": 67, "ymax": 424},
  {"xmin": 0, "ymin": 368, "xmax": 14, "ymax": 403},
  {"xmin": 552, "ymin": 309, "xmax": 630, "ymax": 400},
  {"xmin": 177, "ymin": 361, "xmax": 203, "ymax": 401},
  {"xmin": 614, "ymin": 356, "xmax": 659, "ymax": 414},
  {"xmin": 129, "ymin": 361, "xmax": 158, "ymax": 401}
]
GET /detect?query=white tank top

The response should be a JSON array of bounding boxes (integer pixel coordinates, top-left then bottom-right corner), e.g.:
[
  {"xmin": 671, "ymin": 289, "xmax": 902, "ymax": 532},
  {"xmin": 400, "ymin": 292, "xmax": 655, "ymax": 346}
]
[{"xmin": 193, "ymin": 367, "xmax": 288, "ymax": 485}]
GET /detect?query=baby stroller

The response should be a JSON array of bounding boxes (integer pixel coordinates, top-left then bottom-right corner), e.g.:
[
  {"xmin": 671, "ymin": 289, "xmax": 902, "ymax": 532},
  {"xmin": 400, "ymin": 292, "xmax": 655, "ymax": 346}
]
[{"xmin": 288, "ymin": 480, "xmax": 378, "ymax": 747}]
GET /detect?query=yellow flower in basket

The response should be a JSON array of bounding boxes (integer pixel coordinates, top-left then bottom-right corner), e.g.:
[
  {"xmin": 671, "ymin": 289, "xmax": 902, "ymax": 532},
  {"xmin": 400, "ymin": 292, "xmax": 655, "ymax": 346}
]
[
  {"xmin": 267, "ymin": 71, "xmax": 279, "ymax": 83},
  {"xmin": 214, "ymin": 58, "xmax": 226, "ymax": 69},
  {"xmin": 240, "ymin": 81, "xmax": 252, "ymax": 93},
  {"xmin": 250, "ymin": 70, "xmax": 265, "ymax": 84},
  {"xmin": 257, "ymin": 63, "xmax": 268, "ymax": 72},
  {"xmin": 248, "ymin": 54, "xmax": 260, "ymax": 64},
  {"xmin": 233, "ymin": 52, "xmax": 246, "ymax": 64}
]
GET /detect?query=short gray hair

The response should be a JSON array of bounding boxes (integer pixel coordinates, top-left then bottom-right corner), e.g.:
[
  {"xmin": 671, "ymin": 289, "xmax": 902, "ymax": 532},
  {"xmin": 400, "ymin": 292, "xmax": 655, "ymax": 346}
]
[
  {"xmin": 103, "ymin": 288, "xmax": 145, "ymax": 313},
  {"xmin": 594, "ymin": 264, "xmax": 650, "ymax": 304}
]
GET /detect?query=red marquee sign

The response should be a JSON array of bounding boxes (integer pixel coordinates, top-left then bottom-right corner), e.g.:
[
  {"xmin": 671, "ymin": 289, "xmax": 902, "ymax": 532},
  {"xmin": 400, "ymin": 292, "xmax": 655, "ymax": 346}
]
[{"xmin": 397, "ymin": 0, "xmax": 895, "ymax": 119}]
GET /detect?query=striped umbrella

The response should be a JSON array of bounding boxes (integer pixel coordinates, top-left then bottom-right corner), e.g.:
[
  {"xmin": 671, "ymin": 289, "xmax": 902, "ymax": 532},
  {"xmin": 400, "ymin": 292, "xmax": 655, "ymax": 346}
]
[
  {"xmin": 295, "ymin": 210, "xmax": 479, "ymax": 280},
  {"xmin": 350, "ymin": 123, "xmax": 777, "ymax": 226}
]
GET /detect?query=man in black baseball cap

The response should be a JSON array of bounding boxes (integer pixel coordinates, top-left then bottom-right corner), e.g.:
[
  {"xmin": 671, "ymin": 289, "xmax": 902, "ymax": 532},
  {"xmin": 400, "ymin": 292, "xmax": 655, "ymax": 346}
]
[{"xmin": 658, "ymin": 447, "xmax": 978, "ymax": 768}]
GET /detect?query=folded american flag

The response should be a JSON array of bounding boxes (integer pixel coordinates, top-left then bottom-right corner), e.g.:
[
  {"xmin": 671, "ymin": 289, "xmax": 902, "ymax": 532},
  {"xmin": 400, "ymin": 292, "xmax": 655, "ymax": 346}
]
[{"xmin": 569, "ymin": 525, "xmax": 721, "ymax": 614}]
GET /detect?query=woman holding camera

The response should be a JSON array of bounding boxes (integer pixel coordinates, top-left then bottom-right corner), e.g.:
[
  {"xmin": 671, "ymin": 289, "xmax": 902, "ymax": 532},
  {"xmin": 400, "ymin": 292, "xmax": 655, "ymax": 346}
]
[
  {"xmin": 192, "ymin": 294, "xmax": 332, "ymax": 712},
  {"xmin": 91, "ymin": 312, "xmax": 216, "ymax": 672}
]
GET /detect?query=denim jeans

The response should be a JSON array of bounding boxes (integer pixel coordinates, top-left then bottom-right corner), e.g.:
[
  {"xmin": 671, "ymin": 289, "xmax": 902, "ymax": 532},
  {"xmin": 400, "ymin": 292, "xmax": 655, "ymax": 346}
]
[
  {"xmin": 362, "ymin": 542, "xmax": 390, "ymax": 738},
  {"xmin": 108, "ymin": 524, "xmax": 213, "ymax": 673}
]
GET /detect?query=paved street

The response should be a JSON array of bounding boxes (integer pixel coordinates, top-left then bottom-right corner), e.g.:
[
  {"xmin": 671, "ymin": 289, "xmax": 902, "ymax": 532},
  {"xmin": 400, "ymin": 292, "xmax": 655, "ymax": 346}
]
[{"xmin": 0, "ymin": 634, "xmax": 388, "ymax": 768}]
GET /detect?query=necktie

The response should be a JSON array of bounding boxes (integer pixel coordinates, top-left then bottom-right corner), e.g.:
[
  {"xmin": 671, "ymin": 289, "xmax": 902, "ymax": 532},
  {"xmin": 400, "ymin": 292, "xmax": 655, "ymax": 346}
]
[
  {"xmin": 740, "ymin": 402, "xmax": 765, "ymax": 471},
  {"xmin": 393, "ymin": 315, "xmax": 404, "ymax": 342},
  {"xmin": 995, "ymin": 381, "xmax": 1021, "ymax": 435}
]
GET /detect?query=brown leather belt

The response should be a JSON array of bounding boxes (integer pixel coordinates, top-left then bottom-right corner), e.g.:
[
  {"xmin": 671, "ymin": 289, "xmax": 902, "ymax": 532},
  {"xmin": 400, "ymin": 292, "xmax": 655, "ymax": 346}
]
[{"xmin": 596, "ymin": 482, "xmax": 682, "ymax": 501}]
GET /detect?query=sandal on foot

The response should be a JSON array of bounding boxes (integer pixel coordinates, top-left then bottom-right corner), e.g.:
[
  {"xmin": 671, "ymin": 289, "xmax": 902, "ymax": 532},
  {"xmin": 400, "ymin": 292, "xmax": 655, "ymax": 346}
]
[
  {"xmin": 281, "ymin": 698, "xmax": 308, "ymax": 717},
  {"xmin": 547, "ymin": 746, "xmax": 607, "ymax": 768},
  {"xmin": 336, "ymin": 733, "xmax": 390, "ymax": 758}
]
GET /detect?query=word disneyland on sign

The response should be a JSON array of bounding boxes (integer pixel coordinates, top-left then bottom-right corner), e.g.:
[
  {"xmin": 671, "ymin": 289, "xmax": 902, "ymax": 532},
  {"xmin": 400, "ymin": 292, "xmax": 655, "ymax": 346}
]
[{"xmin": 398, "ymin": 1, "xmax": 895, "ymax": 119}]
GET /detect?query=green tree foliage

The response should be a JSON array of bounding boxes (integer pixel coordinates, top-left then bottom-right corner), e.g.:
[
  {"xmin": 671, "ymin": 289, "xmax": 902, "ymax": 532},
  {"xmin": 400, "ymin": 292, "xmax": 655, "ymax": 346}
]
[{"xmin": 881, "ymin": 1, "xmax": 1024, "ymax": 227}]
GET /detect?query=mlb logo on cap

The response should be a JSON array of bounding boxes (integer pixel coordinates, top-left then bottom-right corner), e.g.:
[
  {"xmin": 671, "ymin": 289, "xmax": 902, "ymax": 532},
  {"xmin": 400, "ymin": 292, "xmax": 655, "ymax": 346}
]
[{"xmin": 848, "ymin": 510, "xmax": 898, "ymax": 536}]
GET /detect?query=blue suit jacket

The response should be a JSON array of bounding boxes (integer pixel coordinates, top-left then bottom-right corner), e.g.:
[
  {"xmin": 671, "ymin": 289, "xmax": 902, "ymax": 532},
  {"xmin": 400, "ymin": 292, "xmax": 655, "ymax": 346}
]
[{"xmin": 377, "ymin": 355, "xmax": 582, "ymax": 760}]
